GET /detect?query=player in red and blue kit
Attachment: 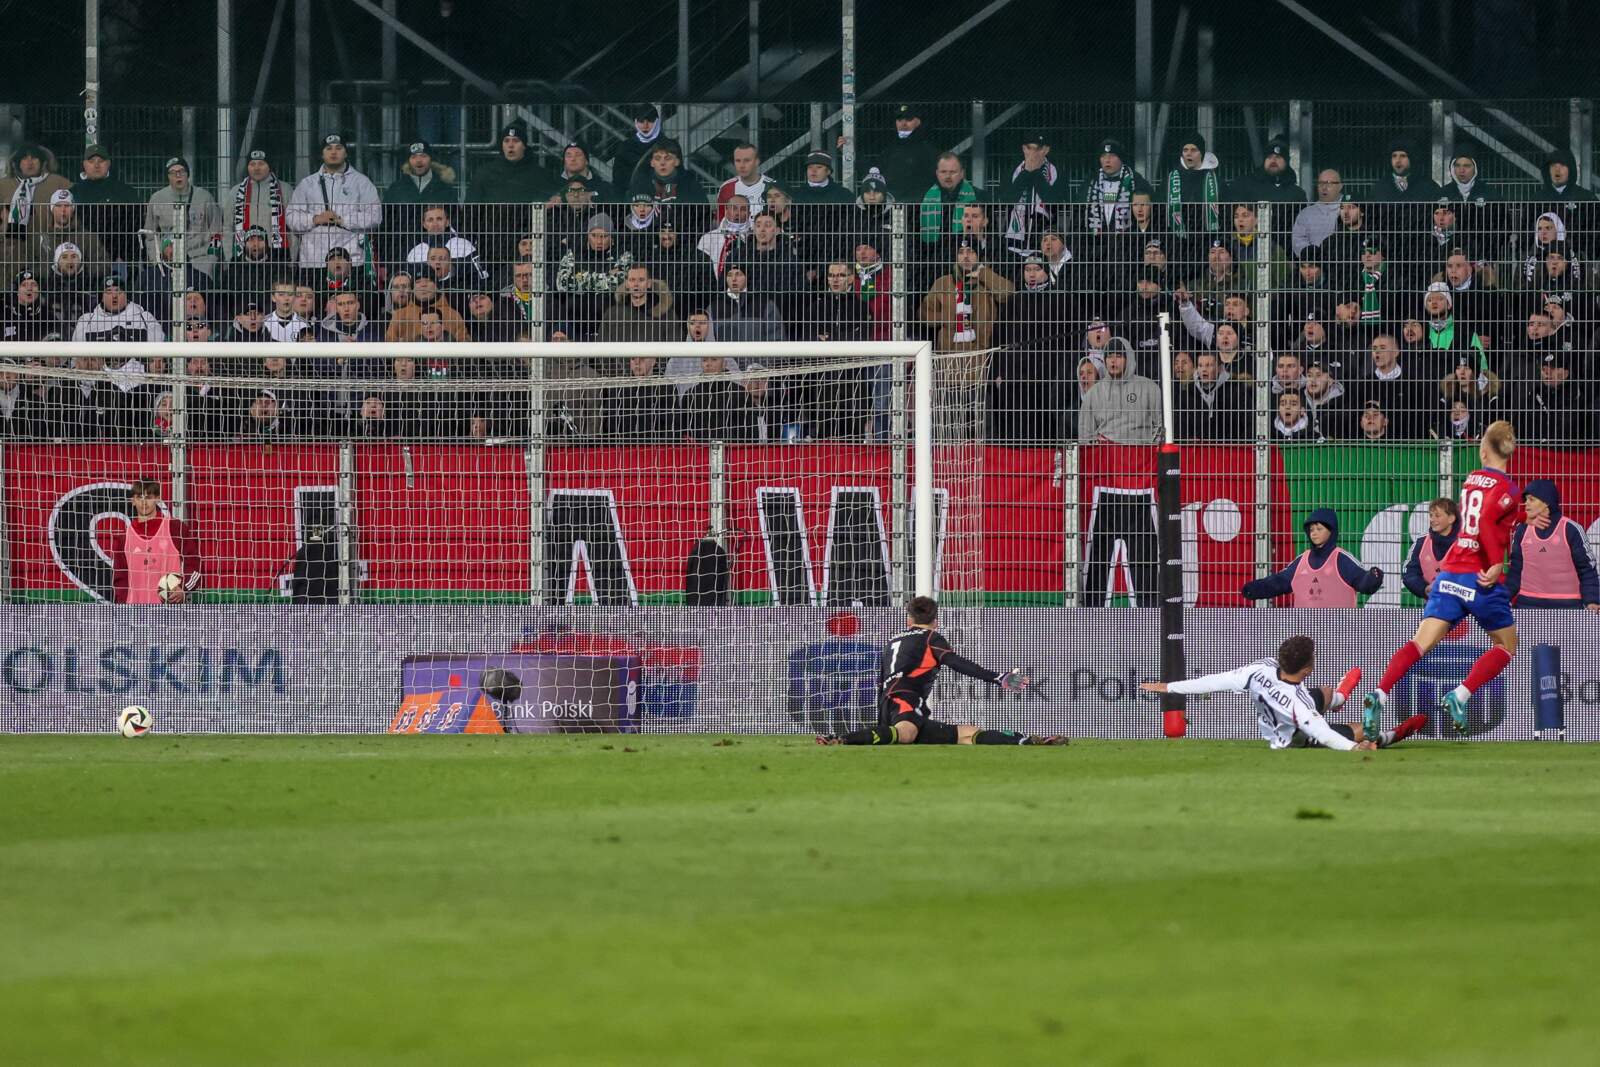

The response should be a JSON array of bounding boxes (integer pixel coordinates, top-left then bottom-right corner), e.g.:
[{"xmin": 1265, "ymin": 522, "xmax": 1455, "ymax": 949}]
[{"xmin": 1363, "ymin": 421, "xmax": 1543, "ymax": 736}]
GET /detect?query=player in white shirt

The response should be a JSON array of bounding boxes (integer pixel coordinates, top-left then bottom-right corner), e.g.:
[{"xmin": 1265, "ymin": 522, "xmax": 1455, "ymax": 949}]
[{"xmin": 1141, "ymin": 635, "xmax": 1428, "ymax": 751}]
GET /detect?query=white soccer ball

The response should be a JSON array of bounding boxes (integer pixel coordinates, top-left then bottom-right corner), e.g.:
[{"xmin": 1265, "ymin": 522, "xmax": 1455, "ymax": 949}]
[
  {"xmin": 157, "ymin": 573, "xmax": 184, "ymax": 602},
  {"xmin": 117, "ymin": 705, "xmax": 153, "ymax": 738}
]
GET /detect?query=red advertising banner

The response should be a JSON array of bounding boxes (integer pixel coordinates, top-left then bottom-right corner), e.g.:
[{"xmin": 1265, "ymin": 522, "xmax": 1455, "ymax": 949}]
[{"xmin": 12, "ymin": 443, "xmax": 1589, "ymax": 603}]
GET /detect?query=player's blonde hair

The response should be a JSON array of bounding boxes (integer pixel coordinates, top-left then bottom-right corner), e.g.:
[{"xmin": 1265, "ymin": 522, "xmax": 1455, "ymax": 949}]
[{"xmin": 1483, "ymin": 420, "xmax": 1516, "ymax": 461}]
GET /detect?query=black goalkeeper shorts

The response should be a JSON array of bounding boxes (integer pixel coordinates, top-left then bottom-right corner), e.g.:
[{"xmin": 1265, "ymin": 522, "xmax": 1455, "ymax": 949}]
[{"xmin": 878, "ymin": 694, "xmax": 959, "ymax": 744}]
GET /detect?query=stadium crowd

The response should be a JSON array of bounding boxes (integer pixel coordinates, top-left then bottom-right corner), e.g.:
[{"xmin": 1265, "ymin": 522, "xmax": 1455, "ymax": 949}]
[{"xmin": 0, "ymin": 105, "xmax": 1597, "ymax": 447}]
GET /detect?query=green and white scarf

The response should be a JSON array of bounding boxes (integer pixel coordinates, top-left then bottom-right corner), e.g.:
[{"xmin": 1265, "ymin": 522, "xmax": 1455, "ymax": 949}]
[
  {"xmin": 1359, "ymin": 264, "xmax": 1385, "ymax": 321},
  {"xmin": 1166, "ymin": 166, "xmax": 1219, "ymax": 237},
  {"xmin": 1085, "ymin": 167, "xmax": 1135, "ymax": 236}
]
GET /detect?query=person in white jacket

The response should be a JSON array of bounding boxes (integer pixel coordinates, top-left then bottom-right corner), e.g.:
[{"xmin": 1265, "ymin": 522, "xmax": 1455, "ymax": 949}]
[
  {"xmin": 287, "ymin": 135, "xmax": 381, "ymax": 272},
  {"xmin": 1141, "ymin": 634, "xmax": 1428, "ymax": 750},
  {"xmin": 72, "ymin": 275, "xmax": 165, "ymax": 343}
]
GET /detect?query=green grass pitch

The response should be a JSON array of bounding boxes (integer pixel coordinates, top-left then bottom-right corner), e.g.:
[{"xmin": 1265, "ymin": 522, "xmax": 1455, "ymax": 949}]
[{"xmin": 3, "ymin": 734, "xmax": 1597, "ymax": 1066}]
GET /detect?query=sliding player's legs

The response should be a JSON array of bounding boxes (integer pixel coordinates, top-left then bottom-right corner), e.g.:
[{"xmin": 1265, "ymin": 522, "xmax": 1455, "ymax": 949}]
[{"xmin": 820, "ymin": 702, "xmax": 1067, "ymax": 746}]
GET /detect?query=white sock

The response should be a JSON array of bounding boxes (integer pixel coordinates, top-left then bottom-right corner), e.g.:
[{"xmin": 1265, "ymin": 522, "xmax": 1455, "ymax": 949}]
[
  {"xmin": 1451, "ymin": 683, "xmax": 1472, "ymax": 704},
  {"xmin": 1373, "ymin": 688, "xmax": 1390, "ymax": 704},
  {"xmin": 1379, "ymin": 729, "xmax": 1396, "ymax": 747},
  {"xmin": 1328, "ymin": 692, "xmax": 1348, "ymax": 711}
]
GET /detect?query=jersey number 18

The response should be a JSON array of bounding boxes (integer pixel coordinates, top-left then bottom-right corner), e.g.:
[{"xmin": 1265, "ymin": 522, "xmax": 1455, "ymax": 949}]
[{"xmin": 1460, "ymin": 488, "xmax": 1485, "ymax": 537}]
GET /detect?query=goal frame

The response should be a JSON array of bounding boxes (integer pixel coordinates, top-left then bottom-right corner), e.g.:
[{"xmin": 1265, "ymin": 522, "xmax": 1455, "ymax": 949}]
[{"xmin": 0, "ymin": 338, "xmax": 939, "ymax": 601}]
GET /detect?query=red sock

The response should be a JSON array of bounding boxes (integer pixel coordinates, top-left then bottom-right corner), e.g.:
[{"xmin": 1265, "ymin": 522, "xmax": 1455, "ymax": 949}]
[
  {"xmin": 1461, "ymin": 646, "xmax": 1513, "ymax": 695},
  {"xmin": 1392, "ymin": 714, "xmax": 1429, "ymax": 742},
  {"xmin": 1377, "ymin": 641, "xmax": 1423, "ymax": 695}
]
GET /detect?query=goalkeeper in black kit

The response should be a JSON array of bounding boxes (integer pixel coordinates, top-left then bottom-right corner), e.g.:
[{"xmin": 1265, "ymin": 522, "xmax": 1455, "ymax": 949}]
[{"xmin": 818, "ymin": 596, "xmax": 1067, "ymax": 746}]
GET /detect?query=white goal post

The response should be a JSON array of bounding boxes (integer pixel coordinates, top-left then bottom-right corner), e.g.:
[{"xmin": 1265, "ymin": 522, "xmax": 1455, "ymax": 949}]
[{"xmin": 0, "ymin": 337, "xmax": 940, "ymax": 599}]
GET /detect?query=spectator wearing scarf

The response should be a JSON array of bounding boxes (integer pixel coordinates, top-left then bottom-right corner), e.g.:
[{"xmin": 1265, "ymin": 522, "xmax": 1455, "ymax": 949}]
[
  {"xmin": 1003, "ymin": 133, "xmax": 1059, "ymax": 259},
  {"xmin": 1085, "ymin": 138, "xmax": 1152, "ymax": 237},
  {"xmin": 614, "ymin": 105, "xmax": 666, "ymax": 191},
  {"xmin": 918, "ymin": 153, "xmax": 978, "ymax": 245},
  {"xmin": 232, "ymin": 149, "xmax": 292, "ymax": 256},
  {"xmin": 1165, "ymin": 132, "xmax": 1221, "ymax": 239},
  {"xmin": 2, "ymin": 144, "xmax": 71, "ymax": 271}
]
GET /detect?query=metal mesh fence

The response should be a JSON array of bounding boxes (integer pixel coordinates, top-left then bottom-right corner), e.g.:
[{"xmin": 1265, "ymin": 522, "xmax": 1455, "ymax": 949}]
[{"xmin": 3, "ymin": 96, "xmax": 1598, "ymax": 737}]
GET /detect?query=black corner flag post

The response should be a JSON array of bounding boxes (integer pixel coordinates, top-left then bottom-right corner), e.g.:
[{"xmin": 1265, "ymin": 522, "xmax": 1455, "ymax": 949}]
[{"xmin": 1156, "ymin": 313, "xmax": 1187, "ymax": 738}]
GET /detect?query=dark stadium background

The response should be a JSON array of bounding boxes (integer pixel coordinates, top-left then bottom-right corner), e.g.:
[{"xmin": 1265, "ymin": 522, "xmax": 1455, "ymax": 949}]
[{"xmin": 1, "ymin": 0, "xmax": 1594, "ymax": 105}]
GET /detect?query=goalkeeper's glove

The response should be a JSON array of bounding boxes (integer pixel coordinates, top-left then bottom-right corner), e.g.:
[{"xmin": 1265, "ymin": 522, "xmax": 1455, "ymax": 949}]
[{"xmin": 997, "ymin": 668, "xmax": 1030, "ymax": 691}]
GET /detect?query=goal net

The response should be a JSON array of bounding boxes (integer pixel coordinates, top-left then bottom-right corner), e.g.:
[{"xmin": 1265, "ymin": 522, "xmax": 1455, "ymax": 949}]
[{"xmin": 0, "ymin": 339, "xmax": 1011, "ymax": 736}]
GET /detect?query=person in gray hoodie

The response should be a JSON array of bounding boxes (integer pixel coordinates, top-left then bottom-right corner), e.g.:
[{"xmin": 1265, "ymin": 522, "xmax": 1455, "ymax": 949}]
[{"xmin": 1078, "ymin": 337, "xmax": 1162, "ymax": 444}]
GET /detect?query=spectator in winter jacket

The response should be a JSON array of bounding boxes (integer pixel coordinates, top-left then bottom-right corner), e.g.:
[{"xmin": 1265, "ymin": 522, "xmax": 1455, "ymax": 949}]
[
  {"xmin": 42, "ymin": 243, "xmax": 98, "ymax": 323},
  {"xmin": 612, "ymin": 104, "xmax": 666, "ymax": 194},
  {"xmin": 1374, "ymin": 137, "xmax": 1441, "ymax": 206},
  {"xmin": 1175, "ymin": 351, "xmax": 1250, "ymax": 442},
  {"xmin": 597, "ymin": 265, "xmax": 677, "ymax": 347},
  {"xmin": 1272, "ymin": 390, "xmax": 1318, "ymax": 441},
  {"xmin": 1241, "ymin": 508, "xmax": 1383, "ymax": 607},
  {"xmin": 918, "ymin": 154, "xmax": 978, "ymax": 246},
  {"xmin": 287, "ymin": 135, "xmax": 382, "ymax": 273},
  {"xmin": 471, "ymin": 122, "xmax": 549, "ymax": 206},
  {"xmin": 792, "ymin": 150, "xmax": 853, "ymax": 205},
  {"xmin": 468, "ymin": 123, "xmax": 548, "ymax": 266},
  {"xmin": 682, "ymin": 354, "xmax": 763, "ymax": 442},
  {"xmin": 381, "ymin": 140, "xmax": 457, "ymax": 261},
  {"xmin": 551, "ymin": 142, "xmax": 613, "ymax": 205},
  {"xmin": 1226, "ymin": 135, "xmax": 1306, "ymax": 213},
  {"xmin": 858, "ymin": 103, "xmax": 941, "ymax": 203},
  {"xmin": 628, "ymin": 138, "xmax": 707, "ymax": 214},
  {"xmin": 734, "ymin": 212, "xmax": 807, "ymax": 332},
  {"xmin": 921, "ymin": 237, "xmax": 1014, "ymax": 385},
  {"xmin": 1163, "ymin": 132, "xmax": 1223, "ymax": 244},
  {"xmin": 1078, "ymin": 337, "xmax": 1161, "ymax": 445},
  {"xmin": 989, "ymin": 252, "xmax": 1074, "ymax": 444},
  {"xmin": 72, "ymin": 275, "xmax": 164, "ymax": 343},
  {"xmin": 1535, "ymin": 147, "xmax": 1596, "ymax": 257},
  {"xmin": 231, "ymin": 148, "xmax": 294, "ymax": 258},
  {"xmin": 852, "ymin": 239, "xmax": 893, "ymax": 341},
  {"xmin": 1292, "ymin": 169, "xmax": 1344, "ymax": 255},
  {"xmin": 1, "ymin": 143, "xmax": 73, "ymax": 273},
  {"xmin": 70, "ymin": 144, "xmax": 142, "ymax": 266},
  {"xmin": 716, "ymin": 143, "xmax": 776, "ymax": 220},
  {"xmin": 143, "ymin": 157, "xmax": 226, "ymax": 280},
  {"xmin": 1084, "ymin": 138, "xmax": 1153, "ymax": 238},
  {"xmin": 1516, "ymin": 348, "xmax": 1595, "ymax": 444},
  {"xmin": 1507, "ymin": 479, "xmax": 1600, "ymax": 610},
  {"xmin": 704, "ymin": 265, "xmax": 784, "ymax": 345},
  {"xmin": 386, "ymin": 275, "xmax": 468, "ymax": 343},
  {"xmin": 219, "ymin": 225, "xmax": 290, "ymax": 318},
  {"xmin": 555, "ymin": 213, "xmax": 632, "ymax": 340},
  {"xmin": 30, "ymin": 190, "xmax": 110, "ymax": 278},
  {"xmin": 1001, "ymin": 133, "xmax": 1058, "ymax": 260},
  {"xmin": 48, "ymin": 355, "xmax": 127, "ymax": 440},
  {"xmin": 4, "ymin": 268, "xmax": 64, "ymax": 342},
  {"xmin": 403, "ymin": 204, "xmax": 489, "ymax": 285},
  {"xmin": 697, "ymin": 195, "xmax": 752, "ymax": 281},
  {"xmin": 1402, "ymin": 497, "xmax": 1461, "ymax": 600},
  {"xmin": 794, "ymin": 259, "xmax": 874, "ymax": 439},
  {"xmin": 1304, "ymin": 359, "xmax": 1353, "ymax": 440},
  {"xmin": 607, "ymin": 354, "xmax": 680, "ymax": 442}
]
